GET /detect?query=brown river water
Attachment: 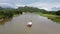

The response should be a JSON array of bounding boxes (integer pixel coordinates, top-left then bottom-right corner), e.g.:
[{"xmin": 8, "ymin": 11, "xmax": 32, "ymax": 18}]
[{"xmin": 0, "ymin": 13, "xmax": 60, "ymax": 34}]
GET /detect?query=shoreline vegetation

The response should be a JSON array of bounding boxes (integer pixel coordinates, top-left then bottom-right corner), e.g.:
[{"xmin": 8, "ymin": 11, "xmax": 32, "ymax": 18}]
[
  {"xmin": 40, "ymin": 13, "xmax": 60, "ymax": 23},
  {"xmin": 0, "ymin": 6, "xmax": 60, "ymax": 23}
]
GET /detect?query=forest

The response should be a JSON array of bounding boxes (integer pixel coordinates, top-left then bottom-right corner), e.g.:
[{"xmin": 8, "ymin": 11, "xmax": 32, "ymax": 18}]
[{"xmin": 0, "ymin": 6, "xmax": 60, "ymax": 19}]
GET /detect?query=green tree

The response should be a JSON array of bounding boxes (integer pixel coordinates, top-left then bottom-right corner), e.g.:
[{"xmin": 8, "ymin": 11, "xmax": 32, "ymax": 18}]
[{"xmin": 56, "ymin": 10, "xmax": 60, "ymax": 16}]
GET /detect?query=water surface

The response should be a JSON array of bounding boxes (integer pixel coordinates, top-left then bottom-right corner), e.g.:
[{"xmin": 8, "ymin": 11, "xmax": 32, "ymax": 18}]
[{"xmin": 0, "ymin": 13, "xmax": 60, "ymax": 34}]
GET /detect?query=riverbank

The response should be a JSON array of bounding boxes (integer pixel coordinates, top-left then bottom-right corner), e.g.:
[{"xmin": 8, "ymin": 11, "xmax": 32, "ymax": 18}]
[
  {"xmin": 0, "ymin": 13, "xmax": 21, "ymax": 22},
  {"xmin": 40, "ymin": 13, "xmax": 60, "ymax": 24}
]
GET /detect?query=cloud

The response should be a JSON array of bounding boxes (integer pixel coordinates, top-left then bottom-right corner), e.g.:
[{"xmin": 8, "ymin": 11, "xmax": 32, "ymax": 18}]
[
  {"xmin": 0, "ymin": 3, "xmax": 13, "ymax": 6},
  {"xmin": 0, "ymin": 3, "xmax": 25, "ymax": 8},
  {"xmin": 0, "ymin": 3, "xmax": 16, "ymax": 8},
  {"xmin": 0, "ymin": 0, "xmax": 60, "ymax": 10},
  {"xmin": 26, "ymin": 2, "xmax": 60, "ymax": 11}
]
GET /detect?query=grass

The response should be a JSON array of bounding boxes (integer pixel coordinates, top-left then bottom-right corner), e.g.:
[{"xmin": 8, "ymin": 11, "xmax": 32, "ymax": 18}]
[{"xmin": 40, "ymin": 13, "xmax": 60, "ymax": 24}]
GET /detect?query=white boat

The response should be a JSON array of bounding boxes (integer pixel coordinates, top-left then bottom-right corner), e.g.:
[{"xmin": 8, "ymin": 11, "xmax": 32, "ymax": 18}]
[{"xmin": 27, "ymin": 21, "xmax": 32, "ymax": 27}]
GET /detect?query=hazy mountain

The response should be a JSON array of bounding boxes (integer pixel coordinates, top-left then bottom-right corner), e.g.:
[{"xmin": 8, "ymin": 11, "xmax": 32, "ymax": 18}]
[
  {"xmin": 0, "ymin": 4, "xmax": 15, "ymax": 8},
  {"xmin": 51, "ymin": 7, "xmax": 60, "ymax": 11},
  {"xmin": 0, "ymin": 4, "xmax": 60, "ymax": 11}
]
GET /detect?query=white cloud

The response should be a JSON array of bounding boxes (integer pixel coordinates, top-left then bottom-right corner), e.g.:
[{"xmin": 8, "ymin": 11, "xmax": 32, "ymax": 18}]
[
  {"xmin": 0, "ymin": 3, "xmax": 25, "ymax": 8},
  {"xmin": 13, "ymin": 2, "xmax": 60, "ymax": 10},
  {"xmin": 0, "ymin": 3, "xmax": 13, "ymax": 6},
  {"xmin": 0, "ymin": 3, "xmax": 15, "ymax": 8},
  {"xmin": 26, "ymin": 2, "xmax": 60, "ymax": 11},
  {"xmin": 15, "ymin": 4, "xmax": 25, "ymax": 7},
  {"xmin": 0, "ymin": 1, "xmax": 60, "ymax": 11}
]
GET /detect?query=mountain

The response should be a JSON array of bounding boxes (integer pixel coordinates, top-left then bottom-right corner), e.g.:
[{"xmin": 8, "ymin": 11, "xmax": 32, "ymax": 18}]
[
  {"xmin": 51, "ymin": 7, "xmax": 60, "ymax": 11},
  {"xmin": 0, "ymin": 4, "xmax": 16, "ymax": 8}
]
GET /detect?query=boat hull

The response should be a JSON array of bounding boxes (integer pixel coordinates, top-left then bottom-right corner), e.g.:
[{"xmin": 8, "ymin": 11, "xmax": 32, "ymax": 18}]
[{"xmin": 27, "ymin": 24, "xmax": 32, "ymax": 27}]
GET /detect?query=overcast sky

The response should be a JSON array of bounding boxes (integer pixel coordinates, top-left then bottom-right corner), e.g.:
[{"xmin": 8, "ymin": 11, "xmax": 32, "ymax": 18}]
[{"xmin": 0, "ymin": 0, "xmax": 60, "ymax": 10}]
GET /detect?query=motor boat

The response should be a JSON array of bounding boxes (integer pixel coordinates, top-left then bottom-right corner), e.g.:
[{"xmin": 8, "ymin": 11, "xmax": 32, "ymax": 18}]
[{"xmin": 27, "ymin": 21, "xmax": 32, "ymax": 27}]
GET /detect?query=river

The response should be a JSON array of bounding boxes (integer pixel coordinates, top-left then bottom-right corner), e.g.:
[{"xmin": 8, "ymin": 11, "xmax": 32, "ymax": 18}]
[{"xmin": 0, "ymin": 13, "xmax": 60, "ymax": 34}]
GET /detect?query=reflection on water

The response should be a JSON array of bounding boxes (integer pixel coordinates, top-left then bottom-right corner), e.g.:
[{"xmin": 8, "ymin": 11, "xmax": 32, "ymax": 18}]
[
  {"xmin": 0, "ymin": 13, "xmax": 60, "ymax": 34},
  {"xmin": 0, "ymin": 22, "xmax": 5, "ymax": 25},
  {"xmin": 0, "ymin": 18, "xmax": 12, "ymax": 25}
]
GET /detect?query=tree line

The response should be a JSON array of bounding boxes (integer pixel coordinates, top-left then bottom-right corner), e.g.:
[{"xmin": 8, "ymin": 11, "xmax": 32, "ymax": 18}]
[{"xmin": 0, "ymin": 6, "xmax": 60, "ymax": 19}]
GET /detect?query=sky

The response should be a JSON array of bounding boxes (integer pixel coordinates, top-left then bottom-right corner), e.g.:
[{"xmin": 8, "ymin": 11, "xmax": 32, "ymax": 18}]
[{"xmin": 0, "ymin": 0, "xmax": 60, "ymax": 11}]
